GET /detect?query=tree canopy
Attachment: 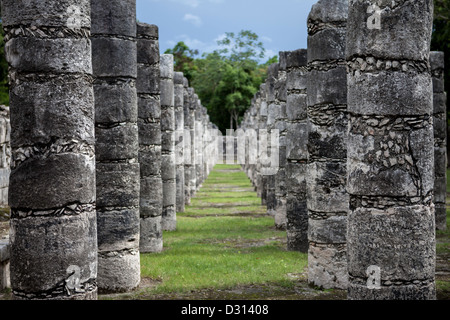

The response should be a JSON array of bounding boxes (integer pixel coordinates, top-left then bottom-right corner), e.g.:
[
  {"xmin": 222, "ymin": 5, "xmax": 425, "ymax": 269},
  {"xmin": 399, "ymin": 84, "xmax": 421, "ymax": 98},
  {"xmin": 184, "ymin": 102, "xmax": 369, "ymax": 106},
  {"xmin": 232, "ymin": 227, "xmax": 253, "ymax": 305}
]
[{"xmin": 166, "ymin": 30, "xmax": 276, "ymax": 133}]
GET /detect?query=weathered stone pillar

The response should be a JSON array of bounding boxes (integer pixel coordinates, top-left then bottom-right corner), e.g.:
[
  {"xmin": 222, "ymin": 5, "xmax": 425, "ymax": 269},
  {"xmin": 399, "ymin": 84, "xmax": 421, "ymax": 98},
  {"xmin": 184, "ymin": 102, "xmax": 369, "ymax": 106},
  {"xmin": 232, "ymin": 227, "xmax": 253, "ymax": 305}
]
[
  {"xmin": 431, "ymin": 52, "xmax": 447, "ymax": 231},
  {"xmin": 195, "ymin": 103, "xmax": 204, "ymax": 190},
  {"xmin": 3, "ymin": 0, "xmax": 97, "ymax": 299},
  {"xmin": 306, "ymin": 0, "xmax": 349, "ymax": 290},
  {"xmin": 346, "ymin": 0, "xmax": 436, "ymax": 299},
  {"xmin": 286, "ymin": 49, "xmax": 309, "ymax": 252},
  {"xmin": 174, "ymin": 72, "xmax": 185, "ymax": 214},
  {"xmin": 202, "ymin": 107, "xmax": 209, "ymax": 183},
  {"xmin": 189, "ymin": 93, "xmax": 198, "ymax": 197},
  {"xmin": 184, "ymin": 85, "xmax": 193, "ymax": 205},
  {"xmin": 274, "ymin": 53, "xmax": 288, "ymax": 230},
  {"xmin": 137, "ymin": 23, "xmax": 163, "ymax": 253},
  {"xmin": 0, "ymin": 106, "xmax": 10, "ymax": 207},
  {"xmin": 91, "ymin": 0, "xmax": 140, "ymax": 293},
  {"xmin": 266, "ymin": 64, "xmax": 279, "ymax": 218},
  {"xmin": 160, "ymin": 54, "xmax": 176, "ymax": 231},
  {"xmin": 258, "ymin": 84, "xmax": 268, "ymax": 205},
  {"xmin": 0, "ymin": 237, "xmax": 10, "ymax": 290}
]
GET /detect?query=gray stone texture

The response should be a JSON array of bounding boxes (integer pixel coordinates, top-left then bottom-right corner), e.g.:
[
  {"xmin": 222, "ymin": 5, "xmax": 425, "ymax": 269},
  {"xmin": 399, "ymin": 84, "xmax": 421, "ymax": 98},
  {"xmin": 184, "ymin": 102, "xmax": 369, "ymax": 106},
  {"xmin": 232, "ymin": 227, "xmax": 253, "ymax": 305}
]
[
  {"xmin": 189, "ymin": 92, "xmax": 198, "ymax": 198},
  {"xmin": 285, "ymin": 49, "xmax": 309, "ymax": 252},
  {"xmin": 92, "ymin": 0, "xmax": 140, "ymax": 293},
  {"xmin": 265, "ymin": 63, "xmax": 279, "ymax": 218},
  {"xmin": 346, "ymin": 0, "xmax": 436, "ymax": 300},
  {"xmin": 160, "ymin": 54, "xmax": 177, "ymax": 231},
  {"xmin": 174, "ymin": 72, "xmax": 185, "ymax": 214},
  {"xmin": 0, "ymin": 237, "xmax": 10, "ymax": 290},
  {"xmin": 274, "ymin": 52, "xmax": 288, "ymax": 230},
  {"xmin": 137, "ymin": 23, "xmax": 163, "ymax": 253},
  {"xmin": 3, "ymin": 0, "xmax": 97, "ymax": 299},
  {"xmin": 306, "ymin": 0, "xmax": 349, "ymax": 290},
  {"xmin": 0, "ymin": 106, "xmax": 10, "ymax": 207},
  {"xmin": 183, "ymin": 79, "xmax": 192, "ymax": 205}
]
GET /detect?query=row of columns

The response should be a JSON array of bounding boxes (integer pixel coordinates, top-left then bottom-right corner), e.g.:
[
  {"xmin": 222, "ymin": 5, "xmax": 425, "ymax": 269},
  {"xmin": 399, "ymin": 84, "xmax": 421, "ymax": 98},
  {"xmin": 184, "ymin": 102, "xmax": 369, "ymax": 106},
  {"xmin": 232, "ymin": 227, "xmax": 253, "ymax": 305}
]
[
  {"xmin": 1, "ymin": 0, "xmax": 218, "ymax": 299},
  {"xmin": 241, "ymin": 0, "xmax": 444, "ymax": 300}
]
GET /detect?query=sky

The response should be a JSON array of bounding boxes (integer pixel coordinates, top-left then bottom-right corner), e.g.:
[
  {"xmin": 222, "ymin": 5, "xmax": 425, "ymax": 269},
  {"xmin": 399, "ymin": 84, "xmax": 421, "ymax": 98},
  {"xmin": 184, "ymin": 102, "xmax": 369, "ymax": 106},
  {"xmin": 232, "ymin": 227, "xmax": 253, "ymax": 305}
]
[{"xmin": 136, "ymin": 0, "xmax": 318, "ymax": 62}]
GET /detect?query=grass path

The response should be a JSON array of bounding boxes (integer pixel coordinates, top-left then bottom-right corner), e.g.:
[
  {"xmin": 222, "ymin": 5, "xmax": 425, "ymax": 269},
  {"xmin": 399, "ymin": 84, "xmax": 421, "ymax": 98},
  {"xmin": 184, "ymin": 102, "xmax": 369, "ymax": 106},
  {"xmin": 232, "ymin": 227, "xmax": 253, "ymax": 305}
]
[{"xmin": 102, "ymin": 164, "xmax": 345, "ymax": 300}]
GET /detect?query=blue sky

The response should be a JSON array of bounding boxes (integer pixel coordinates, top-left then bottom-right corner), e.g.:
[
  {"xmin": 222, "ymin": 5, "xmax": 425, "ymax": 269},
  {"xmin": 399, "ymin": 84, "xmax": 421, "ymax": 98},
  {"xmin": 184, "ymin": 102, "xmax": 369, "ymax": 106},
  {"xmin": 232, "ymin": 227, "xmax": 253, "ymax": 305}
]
[{"xmin": 136, "ymin": 0, "xmax": 318, "ymax": 62}]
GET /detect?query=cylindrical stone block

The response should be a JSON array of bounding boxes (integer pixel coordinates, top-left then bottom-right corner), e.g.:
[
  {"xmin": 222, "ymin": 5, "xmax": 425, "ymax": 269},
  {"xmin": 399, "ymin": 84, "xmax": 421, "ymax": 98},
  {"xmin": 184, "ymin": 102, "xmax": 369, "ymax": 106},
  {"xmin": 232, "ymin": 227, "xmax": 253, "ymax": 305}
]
[
  {"xmin": 160, "ymin": 54, "xmax": 177, "ymax": 232},
  {"xmin": 137, "ymin": 23, "xmax": 163, "ymax": 253},
  {"xmin": 286, "ymin": 49, "xmax": 309, "ymax": 252},
  {"xmin": 346, "ymin": 0, "xmax": 436, "ymax": 300},
  {"xmin": 91, "ymin": 0, "xmax": 140, "ymax": 293},
  {"xmin": 184, "ymin": 83, "xmax": 192, "ymax": 205},
  {"xmin": 174, "ymin": 72, "xmax": 185, "ymax": 215},
  {"xmin": 274, "ymin": 52, "xmax": 288, "ymax": 231},
  {"xmin": 265, "ymin": 63, "xmax": 279, "ymax": 218},
  {"xmin": 306, "ymin": 0, "xmax": 349, "ymax": 290},
  {"xmin": 3, "ymin": 0, "xmax": 97, "ymax": 299}
]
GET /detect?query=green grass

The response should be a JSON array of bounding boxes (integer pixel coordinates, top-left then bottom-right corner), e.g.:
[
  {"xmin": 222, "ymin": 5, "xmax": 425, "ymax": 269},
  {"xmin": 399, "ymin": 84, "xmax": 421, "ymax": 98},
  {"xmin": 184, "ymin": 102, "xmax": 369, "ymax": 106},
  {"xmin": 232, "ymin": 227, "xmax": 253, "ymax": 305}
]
[{"xmin": 135, "ymin": 164, "xmax": 307, "ymax": 296}]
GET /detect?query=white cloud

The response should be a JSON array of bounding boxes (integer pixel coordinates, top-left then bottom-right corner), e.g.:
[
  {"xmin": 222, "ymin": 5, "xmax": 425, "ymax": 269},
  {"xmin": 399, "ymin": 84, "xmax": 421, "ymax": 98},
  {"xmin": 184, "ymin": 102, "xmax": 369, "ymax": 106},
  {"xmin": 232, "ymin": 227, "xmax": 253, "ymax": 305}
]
[
  {"xmin": 264, "ymin": 49, "xmax": 277, "ymax": 61},
  {"xmin": 261, "ymin": 36, "xmax": 273, "ymax": 43},
  {"xmin": 183, "ymin": 13, "xmax": 203, "ymax": 27}
]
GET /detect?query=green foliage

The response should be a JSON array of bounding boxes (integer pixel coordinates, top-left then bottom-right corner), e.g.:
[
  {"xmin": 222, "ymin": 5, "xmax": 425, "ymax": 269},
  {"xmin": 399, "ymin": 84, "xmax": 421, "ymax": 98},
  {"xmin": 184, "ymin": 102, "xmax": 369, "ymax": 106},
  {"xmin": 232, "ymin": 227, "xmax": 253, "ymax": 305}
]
[
  {"xmin": 182, "ymin": 30, "xmax": 272, "ymax": 133},
  {"xmin": 164, "ymin": 41, "xmax": 199, "ymax": 83}
]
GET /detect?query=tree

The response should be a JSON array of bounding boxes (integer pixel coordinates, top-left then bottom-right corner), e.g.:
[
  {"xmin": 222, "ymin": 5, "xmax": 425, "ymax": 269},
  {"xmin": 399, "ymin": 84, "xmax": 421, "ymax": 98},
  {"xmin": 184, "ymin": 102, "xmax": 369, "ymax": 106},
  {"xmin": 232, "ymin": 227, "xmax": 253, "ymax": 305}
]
[
  {"xmin": 164, "ymin": 41, "xmax": 199, "ymax": 83},
  {"xmin": 192, "ymin": 30, "xmax": 269, "ymax": 132}
]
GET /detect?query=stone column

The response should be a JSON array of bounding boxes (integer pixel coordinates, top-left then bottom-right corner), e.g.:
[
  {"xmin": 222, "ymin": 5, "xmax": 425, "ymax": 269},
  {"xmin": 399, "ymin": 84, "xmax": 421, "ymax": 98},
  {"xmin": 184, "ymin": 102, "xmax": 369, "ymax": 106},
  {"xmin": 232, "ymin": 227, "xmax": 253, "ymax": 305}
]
[
  {"xmin": 266, "ymin": 64, "xmax": 279, "ymax": 218},
  {"xmin": 184, "ymin": 84, "xmax": 193, "ymax": 205},
  {"xmin": 189, "ymin": 93, "xmax": 198, "ymax": 197},
  {"xmin": 274, "ymin": 52, "xmax": 288, "ymax": 230},
  {"xmin": 285, "ymin": 49, "xmax": 309, "ymax": 252},
  {"xmin": 91, "ymin": 0, "xmax": 140, "ymax": 293},
  {"xmin": 258, "ymin": 84, "xmax": 268, "ymax": 205},
  {"xmin": 160, "ymin": 54, "xmax": 176, "ymax": 231},
  {"xmin": 174, "ymin": 72, "xmax": 185, "ymax": 214},
  {"xmin": 430, "ymin": 52, "xmax": 447, "ymax": 231},
  {"xmin": 3, "ymin": 0, "xmax": 97, "ymax": 299},
  {"xmin": 195, "ymin": 103, "xmax": 204, "ymax": 190},
  {"xmin": 346, "ymin": 0, "xmax": 436, "ymax": 299},
  {"xmin": 306, "ymin": 0, "xmax": 349, "ymax": 290},
  {"xmin": 137, "ymin": 23, "xmax": 163, "ymax": 253},
  {"xmin": 0, "ymin": 106, "xmax": 10, "ymax": 207}
]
